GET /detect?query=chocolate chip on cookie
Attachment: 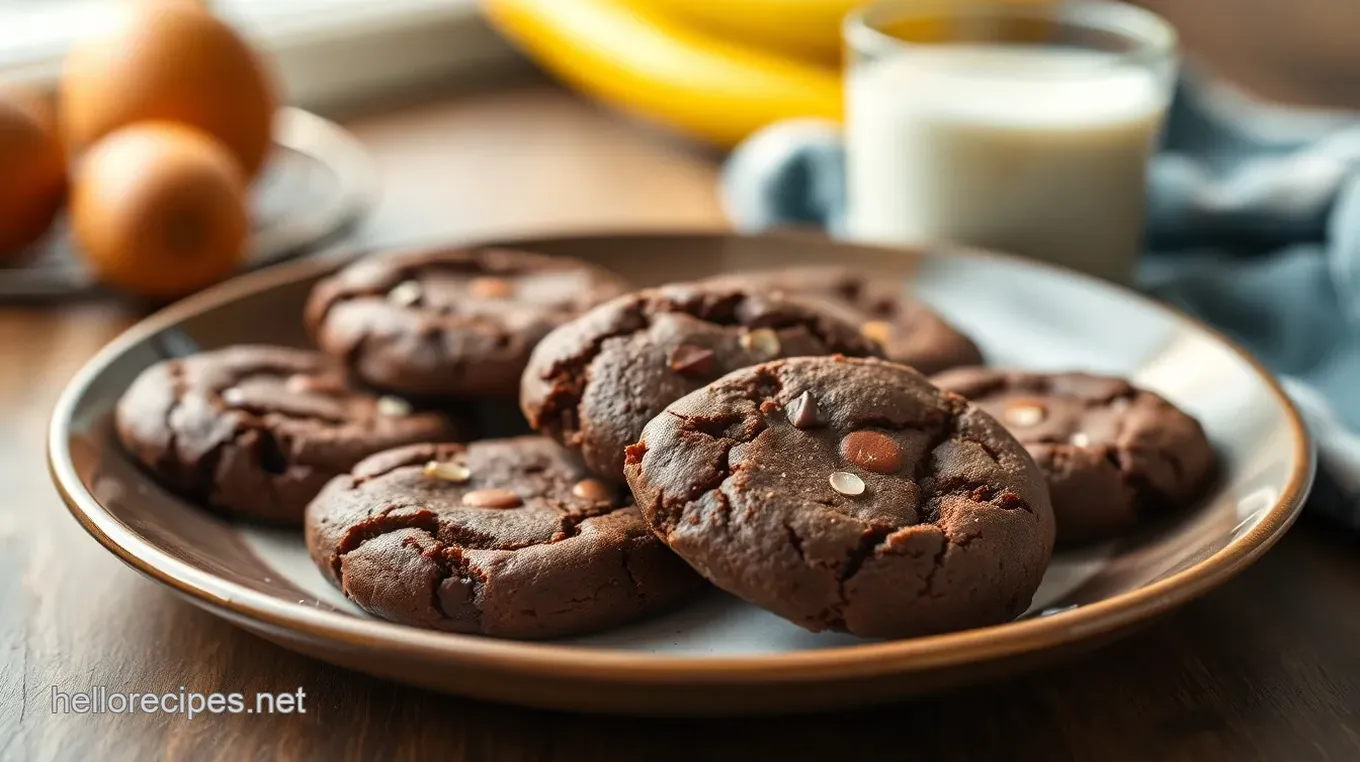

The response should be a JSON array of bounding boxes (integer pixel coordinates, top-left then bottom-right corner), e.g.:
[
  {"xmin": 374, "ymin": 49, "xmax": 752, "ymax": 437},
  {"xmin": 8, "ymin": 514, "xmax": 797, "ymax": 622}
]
[
  {"xmin": 305, "ymin": 438, "xmax": 703, "ymax": 638},
  {"xmin": 624, "ymin": 356, "xmax": 1055, "ymax": 639},
  {"xmin": 520, "ymin": 282, "xmax": 884, "ymax": 481},
  {"xmin": 704, "ymin": 266, "xmax": 982, "ymax": 374},
  {"xmin": 932, "ymin": 367, "xmax": 1216, "ymax": 548},
  {"xmin": 305, "ymin": 246, "xmax": 629, "ymax": 397},
  {"xmin": 115, "ymin": 345, "xmax": 464, "ymax": 524}
]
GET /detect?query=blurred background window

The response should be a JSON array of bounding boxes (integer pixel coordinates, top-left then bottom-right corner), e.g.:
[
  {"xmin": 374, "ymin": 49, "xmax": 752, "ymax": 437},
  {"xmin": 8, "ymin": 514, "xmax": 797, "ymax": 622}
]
[{"xmin": 0, "ymin": 0, "xmax": 511, "ymax": 110}]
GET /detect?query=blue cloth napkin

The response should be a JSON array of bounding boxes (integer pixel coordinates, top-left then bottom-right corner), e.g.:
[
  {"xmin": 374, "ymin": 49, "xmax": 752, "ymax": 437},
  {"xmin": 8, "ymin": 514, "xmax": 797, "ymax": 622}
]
[{"xmin": 721, "ymin": 73, "xmax": 1360, "ymax": 526}]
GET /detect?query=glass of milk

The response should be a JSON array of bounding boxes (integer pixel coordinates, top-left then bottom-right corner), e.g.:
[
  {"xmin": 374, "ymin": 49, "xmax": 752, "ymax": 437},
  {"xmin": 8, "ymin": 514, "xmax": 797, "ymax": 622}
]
[{"xmin": 844, "ymin": 0, "xmax": 1178, "ymax": 283}]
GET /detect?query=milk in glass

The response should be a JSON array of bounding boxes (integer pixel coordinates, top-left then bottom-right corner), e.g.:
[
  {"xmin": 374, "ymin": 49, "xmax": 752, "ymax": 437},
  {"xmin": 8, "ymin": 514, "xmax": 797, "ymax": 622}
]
[{"xmin": 846, "ymin": 45, "xmax": 1169, "ymax": 283}]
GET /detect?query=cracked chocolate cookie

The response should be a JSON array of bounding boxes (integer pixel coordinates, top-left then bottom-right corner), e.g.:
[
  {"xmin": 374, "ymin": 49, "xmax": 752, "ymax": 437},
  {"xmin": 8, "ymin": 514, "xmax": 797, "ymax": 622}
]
[
  {"xmin": 624, "ymin": 356, "xmax": 1054, "ymax": 639},
  {"xmin": 520, "ymin": 282, "xmax": 883, "ymax": 481},
  {"xmin": 932, "ymin": 368, "xmax": 1216, "ymax": 548},
  {"xmin": 305, "ymin": 438, "xmax": 703, "ymax": 638},
  {"xmin": 305, "ymin": 246, "xmax": 629, "ymax": 397},
  {"xmin": 115, "ymin": 345, "xmax": 463, "ymax": 524},
  {"xmin": 704, "ymin": 266, "xmax": 982, "ymax": 374}
]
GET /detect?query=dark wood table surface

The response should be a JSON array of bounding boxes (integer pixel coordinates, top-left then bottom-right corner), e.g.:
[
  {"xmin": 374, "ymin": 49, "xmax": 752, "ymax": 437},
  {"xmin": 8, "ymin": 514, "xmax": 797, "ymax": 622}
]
[{"xmin": 4, "ymin": 83, "xmax": 1359, "ymax": 762}]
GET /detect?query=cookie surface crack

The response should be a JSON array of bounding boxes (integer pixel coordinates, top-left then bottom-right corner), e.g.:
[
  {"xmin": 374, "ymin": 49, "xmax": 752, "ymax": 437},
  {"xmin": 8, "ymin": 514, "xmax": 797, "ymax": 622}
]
[
  {"xmin": 920, "ymin": 537, "xmax": 952, "ymax": 598},
  {"xmin": 533, "ymin": 300, "xmax": 648, "ymax": 434},
  {"xmin": 834, "ymin": 523, "xmax": 895, "ymax": 612},
  {"xmin": 911, "ymin": 416, "xmax": 961, "ymax": 525},
  {"xmin": 430, "ymin": 543, "xmax": 488, "ymax": 622},
  {"xmin": 618, "ymin": 542, "xmax": 644, "ymax": 600},
  {"xmin": 784, "ymin": 523, "xmax": 807, "ymax": 564},
  {"xmin": 331, "ymin": 503, "xmax": 439, "ymax": 577}
]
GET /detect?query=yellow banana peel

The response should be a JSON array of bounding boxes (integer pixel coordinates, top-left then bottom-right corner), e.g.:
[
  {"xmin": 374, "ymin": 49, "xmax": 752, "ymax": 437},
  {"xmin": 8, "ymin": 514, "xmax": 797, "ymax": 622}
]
[
  {"xmin": 633, "ymin": 0, "xmax": 1057, "ymax": 64},
  {"xmin": 482, "ymin": 0, "xmax": 842, "ymax": 148},
  {"xmin": 630, "ymin": 0, "xmax": 864, "ymax": 65}
]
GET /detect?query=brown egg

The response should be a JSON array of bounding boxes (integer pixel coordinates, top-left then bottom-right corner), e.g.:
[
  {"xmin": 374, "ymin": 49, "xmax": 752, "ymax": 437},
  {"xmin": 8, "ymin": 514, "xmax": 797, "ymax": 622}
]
[
  {"xmin": 72, "ymin": 123, "xmax": 248, "ymax": 299},
  {"xmin": 60, "ymin": 2, "xmax": 275, "ymax": 178},
  {"xmin": 0, "ymin": 92, "xmax": 67, "ymax": 262}
]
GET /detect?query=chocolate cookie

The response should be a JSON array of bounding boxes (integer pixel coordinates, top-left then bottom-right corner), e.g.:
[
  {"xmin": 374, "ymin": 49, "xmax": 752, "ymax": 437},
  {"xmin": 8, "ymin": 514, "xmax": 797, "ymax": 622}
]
[
  {"xmin": 521, "ymin": 282, "xmax": 883, "ymax": 481},
  {"xmin": 305, "ymin": 438, "xmax": 702, "ymax": 638},
  {"xmin": 705, "ymin": 266, "xmax": 982, "ymax": 374},
  {"xmin": 305, "ymin": 246, "xmax": 629, "ymax": 397},
  {"xmin": 932, "ymin": 368, "xmax": 1216, "ymax": 548},
  {"xmin": 624, "ymin": 356, "xmax": 1054, "ymax": 639},
  {"xmin": 115, "ymin": 345, "xmax": 462, "ymax": 524}
]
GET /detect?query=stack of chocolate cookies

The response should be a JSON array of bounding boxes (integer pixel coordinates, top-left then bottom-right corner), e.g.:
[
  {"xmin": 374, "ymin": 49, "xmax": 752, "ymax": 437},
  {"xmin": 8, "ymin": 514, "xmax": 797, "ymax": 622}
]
[{"xmin": 116, "ymin": 248, "xmax": 1216, "ymax": 641}]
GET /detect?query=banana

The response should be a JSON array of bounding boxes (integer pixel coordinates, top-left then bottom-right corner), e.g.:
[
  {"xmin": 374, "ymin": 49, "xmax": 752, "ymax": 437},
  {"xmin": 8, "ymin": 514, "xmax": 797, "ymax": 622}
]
[
  {"xmin": 629, "ymin": 0, "xmax": 863, "ymax": 65},
  {"xmin": 482, "ymin": 0, "xmax": 842, "ymax": 148},
  {"xmin": 630, "ymin": 0, "xmax": 1059, "ymax": 65}
]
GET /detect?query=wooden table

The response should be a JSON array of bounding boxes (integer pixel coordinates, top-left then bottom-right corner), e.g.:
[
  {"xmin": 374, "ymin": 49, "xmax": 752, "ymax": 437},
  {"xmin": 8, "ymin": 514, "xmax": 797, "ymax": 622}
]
[{"xmin": 4, "ymin": 83, "xmax": 1359, "ymax": 762}]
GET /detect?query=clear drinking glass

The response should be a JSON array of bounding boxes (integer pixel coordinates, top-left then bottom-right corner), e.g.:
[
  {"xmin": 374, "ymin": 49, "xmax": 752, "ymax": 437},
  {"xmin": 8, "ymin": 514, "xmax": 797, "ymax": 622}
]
[{"xmin": 843, "ymin": 0, "xmax": 1178, "ymax": 283}]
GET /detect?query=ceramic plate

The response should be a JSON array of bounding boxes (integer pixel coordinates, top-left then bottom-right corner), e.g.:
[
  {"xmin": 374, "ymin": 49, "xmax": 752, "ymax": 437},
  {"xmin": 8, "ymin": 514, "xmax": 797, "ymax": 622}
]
[
  {"xmin": 49, "ymin": 233, "xmax": 1312, "ymax": 715},
  {"xmin": 2, "ymin": 108, "xmax": 376, "ymax": 301}
]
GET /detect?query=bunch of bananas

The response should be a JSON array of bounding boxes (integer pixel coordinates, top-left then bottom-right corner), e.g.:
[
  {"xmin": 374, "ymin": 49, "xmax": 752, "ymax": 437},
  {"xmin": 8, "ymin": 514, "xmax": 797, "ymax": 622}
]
[{"xmin": 481, "ymin": 0, "xmax": 860, "ymax": 148}]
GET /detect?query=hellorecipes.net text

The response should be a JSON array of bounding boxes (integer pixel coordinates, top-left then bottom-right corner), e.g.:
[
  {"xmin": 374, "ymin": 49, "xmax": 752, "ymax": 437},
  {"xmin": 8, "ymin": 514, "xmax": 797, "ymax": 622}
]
[{"xmin": 51, "ymin": 685, "xmax": 307, "ymax": 720}]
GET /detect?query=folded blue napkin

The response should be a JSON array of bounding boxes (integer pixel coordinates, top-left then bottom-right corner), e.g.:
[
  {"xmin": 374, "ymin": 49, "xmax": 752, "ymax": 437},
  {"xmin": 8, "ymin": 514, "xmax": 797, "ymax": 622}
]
[{"xmin": 721, "ymin": 73, "xmax": 1360, "ymax": 527}]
